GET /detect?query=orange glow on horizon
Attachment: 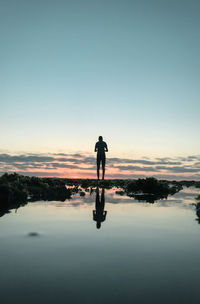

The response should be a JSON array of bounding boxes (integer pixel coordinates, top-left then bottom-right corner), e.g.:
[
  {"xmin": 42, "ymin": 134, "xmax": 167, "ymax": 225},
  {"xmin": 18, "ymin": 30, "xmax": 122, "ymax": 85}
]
[{"xmin": 8, "ymin": 165, "xmax": 198, "ymax": 179}]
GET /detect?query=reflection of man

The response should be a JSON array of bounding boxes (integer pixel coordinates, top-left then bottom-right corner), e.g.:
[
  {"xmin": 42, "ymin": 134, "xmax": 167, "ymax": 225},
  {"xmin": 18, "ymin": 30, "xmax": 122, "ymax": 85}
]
[
  {"xmin": 94, "ymin": 136, "xmax": 108, "ymax": 180},
  {"xmin": 93, "ymin": 187, "xmax": 107, "ymax": 229}
]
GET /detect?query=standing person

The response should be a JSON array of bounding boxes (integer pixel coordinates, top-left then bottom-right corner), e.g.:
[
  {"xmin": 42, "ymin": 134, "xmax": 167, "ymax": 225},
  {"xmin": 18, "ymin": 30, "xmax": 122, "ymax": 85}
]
[{"xmin": 94, "ymin": 136, "xmax": 108, "ymax": 180}]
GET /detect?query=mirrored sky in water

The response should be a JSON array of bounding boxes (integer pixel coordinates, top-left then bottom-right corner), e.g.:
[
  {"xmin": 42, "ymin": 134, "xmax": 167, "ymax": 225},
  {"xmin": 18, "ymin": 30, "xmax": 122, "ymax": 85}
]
[{"xmin": 0, "ymin": 187, "xmax": 200, "ymax": 303}]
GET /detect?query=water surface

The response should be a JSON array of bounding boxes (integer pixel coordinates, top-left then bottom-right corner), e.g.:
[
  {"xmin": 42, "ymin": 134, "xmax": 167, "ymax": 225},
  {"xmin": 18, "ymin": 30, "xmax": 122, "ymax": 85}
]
[{"xmin": 0, "ymin": 187, "xmax": 200, "ymax": 304}]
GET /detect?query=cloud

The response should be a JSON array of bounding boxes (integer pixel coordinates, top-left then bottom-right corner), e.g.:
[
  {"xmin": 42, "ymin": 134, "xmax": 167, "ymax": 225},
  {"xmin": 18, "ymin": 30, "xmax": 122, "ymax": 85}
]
[
  {"xmin": 107, "ymin": 157, "xmax": 182, "ymax": 165},
  {"xmin": 178, "ymin": 155, "xmax": 200, "ymax": 162},
  {"xmin": 0, "ymin": 154, "xmax": 55, "ymax": 163},
  {"xmin": 0, "ymin": 153, "xmax": 87, "ymax": 164},
  {"xmin": 0, "ymin": 152, "xmax": 200, "ymax": 179},
  {"xmin": 156, "ymin": 166, "xmax": 200, "ymax": 173},
  {"xmin": 112, "ymin": 165, "xmax": 158, "ymax": 172},
  {"xmin": 50, "ymin": 163, "xmax": 95, "ymax": 170}
]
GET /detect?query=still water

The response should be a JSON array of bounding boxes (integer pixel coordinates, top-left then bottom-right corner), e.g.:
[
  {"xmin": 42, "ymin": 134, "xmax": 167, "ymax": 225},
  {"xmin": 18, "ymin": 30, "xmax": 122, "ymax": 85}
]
[{"xmin": 0, "ymin": 187, "xmax": 200, "ymax": 304}]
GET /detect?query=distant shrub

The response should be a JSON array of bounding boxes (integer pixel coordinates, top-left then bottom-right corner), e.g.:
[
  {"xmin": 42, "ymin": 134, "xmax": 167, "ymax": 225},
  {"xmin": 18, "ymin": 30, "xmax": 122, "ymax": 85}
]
[{"xmin": 126, "ymin": 177, "xmax": 170, "ymax": 195}]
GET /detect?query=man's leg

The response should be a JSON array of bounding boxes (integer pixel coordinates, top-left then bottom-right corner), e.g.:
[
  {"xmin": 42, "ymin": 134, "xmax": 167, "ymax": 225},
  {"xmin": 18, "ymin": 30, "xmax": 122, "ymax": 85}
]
[
  {"xmin": 97, "ymin": 158, "xmax": 100, "ymax": 180},
  {"xmin": 102, "ymin": 157, "xmax": 105, "ymax": 180},
  {"xmin": 102, "ymin": 166, "xmax": 105, "ymax": 180}
]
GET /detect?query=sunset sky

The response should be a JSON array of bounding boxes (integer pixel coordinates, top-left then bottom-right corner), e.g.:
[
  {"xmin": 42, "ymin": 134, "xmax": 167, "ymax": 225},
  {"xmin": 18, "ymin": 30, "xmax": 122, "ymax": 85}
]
[{"xmin": 1, "ymin": 0, "xmax": 200, "ymax": 179}]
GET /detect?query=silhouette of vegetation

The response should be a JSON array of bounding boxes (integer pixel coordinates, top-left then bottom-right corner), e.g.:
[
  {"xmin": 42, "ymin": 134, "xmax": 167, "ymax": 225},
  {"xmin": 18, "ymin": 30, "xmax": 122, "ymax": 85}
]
[
  {"xmin": 64, "ymin": 177, "xmax": 185, "ymax": 204},
  {"xmin": 79, "ymin": 191, "xmax": 86, "ymax": 196},
  {"xmin": 64, "ymin": 178, "xmax": 195, "ymax": 195},
  {"xmin": 65, "ymin": 178, "xmax": 127, "ymax": 189},
  {"xmin": 1, "ymin": 173, "xmax": 196, "ymax": 216},
  {"xmin": 177, "ymin": 180, "xmax": 200, "ymax": 188},
  {"xmin": 196, "ymin": 194, "xmax": 200, "ymax": 201},
  {"xmin": 0, "ymin": 173, "xmax": 72, "ymax": 217},
  {"xmin": 0, "ymin": 173, "xmax": 28, "ymax": 217},
  {"xmin": 195, "ymin": 195, "xmax": 200, "ymax": 224},
  {"xmin": 124, "ymin": 177, "xmax": 181, "ymax": 203},
  {"xmin": 115, "ymin": 190, "xmax": 125, "ymax": 196},
  {"xmin": 196, "ymin": 203, "xmax": 200, "ymax": 224},
  {"xmin": 64, "ymin": 177, "xmax": 184, "ymax": 203}
]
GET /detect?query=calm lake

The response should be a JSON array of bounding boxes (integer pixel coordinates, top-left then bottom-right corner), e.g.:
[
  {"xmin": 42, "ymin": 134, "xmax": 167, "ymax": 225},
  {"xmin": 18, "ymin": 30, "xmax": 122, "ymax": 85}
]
[{"xmin": 0, "ymin": 187, "xmax": 200, "ymax": 304}]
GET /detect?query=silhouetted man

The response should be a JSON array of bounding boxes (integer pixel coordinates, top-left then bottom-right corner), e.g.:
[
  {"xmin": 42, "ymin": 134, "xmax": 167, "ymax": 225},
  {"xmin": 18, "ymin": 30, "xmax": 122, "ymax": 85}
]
[
  {"xmin": 93, "ymin": 187, "xmax": 107, "ymax": 229},
  {"xmin": 94, "ymin": 136, "xmax": 108, "ymax": 180}
]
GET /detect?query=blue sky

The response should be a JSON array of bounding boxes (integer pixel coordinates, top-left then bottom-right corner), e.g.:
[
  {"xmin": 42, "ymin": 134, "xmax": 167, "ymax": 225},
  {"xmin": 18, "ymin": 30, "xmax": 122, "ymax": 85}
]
[{"xmin": 1, "ymin": 0, "xmax": 200, "ymax": 177}]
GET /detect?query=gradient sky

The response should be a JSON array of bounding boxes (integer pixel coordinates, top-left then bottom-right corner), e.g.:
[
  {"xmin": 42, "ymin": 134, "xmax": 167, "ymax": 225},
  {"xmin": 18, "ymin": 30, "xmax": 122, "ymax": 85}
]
[{"xmin": 1, "ymin": 0, "xmax": 200, "ymax": 178}]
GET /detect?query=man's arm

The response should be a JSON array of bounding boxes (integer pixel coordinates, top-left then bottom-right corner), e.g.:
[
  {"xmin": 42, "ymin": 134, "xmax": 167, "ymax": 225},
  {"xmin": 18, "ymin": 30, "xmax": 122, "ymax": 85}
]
[
  {"xmin": 104, "ymin": 142, "xmax": 108, "ymax": 152},
  {"xmin": 94, "ymin": 142, "xmax": 98, "ymax": 152}
]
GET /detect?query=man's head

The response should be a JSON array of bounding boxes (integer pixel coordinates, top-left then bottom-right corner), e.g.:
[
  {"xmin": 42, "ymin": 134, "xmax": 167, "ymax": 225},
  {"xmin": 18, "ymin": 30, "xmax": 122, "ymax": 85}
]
[
  {"xmin": 98, "ymin": 136, "xmax": 103, "ymax": 141},
  {"xmin": 97, "ymin": 222, "xmax": 101, "ymax": 229}
]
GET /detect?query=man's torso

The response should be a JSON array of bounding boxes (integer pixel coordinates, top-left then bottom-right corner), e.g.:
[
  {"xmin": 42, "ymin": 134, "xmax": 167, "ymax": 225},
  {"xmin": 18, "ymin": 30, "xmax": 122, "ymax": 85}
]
[{"xmin": 96, "ymin": 141, "xmax": 107, "ymax": 155}]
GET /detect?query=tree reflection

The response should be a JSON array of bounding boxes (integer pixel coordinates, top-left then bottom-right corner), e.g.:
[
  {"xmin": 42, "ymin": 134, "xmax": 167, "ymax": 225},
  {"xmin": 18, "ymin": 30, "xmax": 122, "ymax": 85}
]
[{"xmin": 196, "ymin": 202, "xmax": 200, "ymax": 224}]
